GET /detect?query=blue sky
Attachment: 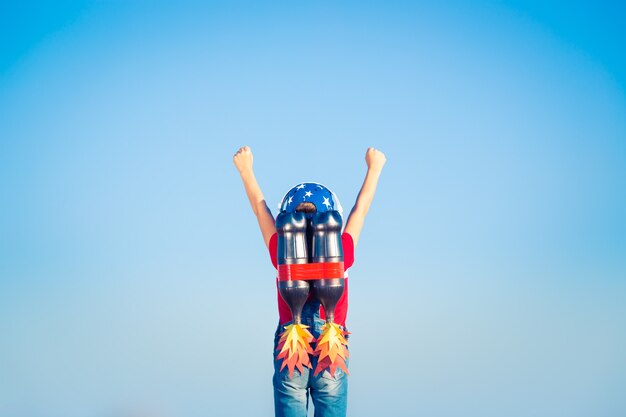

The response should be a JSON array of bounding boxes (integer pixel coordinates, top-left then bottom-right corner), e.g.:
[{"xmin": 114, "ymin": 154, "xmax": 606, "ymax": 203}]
[{"xmin": 1, "ymin": 2, "xmax": 625, "ymax": 417}]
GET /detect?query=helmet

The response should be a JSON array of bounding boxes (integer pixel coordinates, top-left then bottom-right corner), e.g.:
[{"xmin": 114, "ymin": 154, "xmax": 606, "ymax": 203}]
[{"xmin": 278, "ymin": 182, "xmax": 343, "ymax": 217}]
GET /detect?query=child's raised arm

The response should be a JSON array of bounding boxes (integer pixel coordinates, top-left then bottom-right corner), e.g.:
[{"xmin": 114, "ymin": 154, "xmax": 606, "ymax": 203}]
[
  {"xmin": 344, "ymin": 147, "xmax": 386, "ymax": 247},
  {"xmin": 233, "ymin": 146, "xmax": 276, "ymax": 249}
]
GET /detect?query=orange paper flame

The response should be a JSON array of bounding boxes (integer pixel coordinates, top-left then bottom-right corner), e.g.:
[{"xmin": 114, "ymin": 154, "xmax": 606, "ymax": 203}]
[
  {"xmin": 313, "ymin": 322, "xmax": 350, "ymax": 377},
  {"xmin": 276, "ymin": 323, "xmax": 315, "ymax": 378}
]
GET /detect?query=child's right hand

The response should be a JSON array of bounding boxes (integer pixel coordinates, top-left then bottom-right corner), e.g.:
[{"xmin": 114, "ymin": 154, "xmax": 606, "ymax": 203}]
[
  {"xmin": 365, "ymin": 147, "xmax": 386, "ymax": 172},
  {"xmin": 233, "ymin": 145, "xmax": 254, "ymax": 174}
]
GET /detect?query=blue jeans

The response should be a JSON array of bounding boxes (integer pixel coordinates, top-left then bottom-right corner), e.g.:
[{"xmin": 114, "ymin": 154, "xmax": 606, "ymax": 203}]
[{"xmin": 273, "ymin": 300, "xmax": 349, "ymax": 417}]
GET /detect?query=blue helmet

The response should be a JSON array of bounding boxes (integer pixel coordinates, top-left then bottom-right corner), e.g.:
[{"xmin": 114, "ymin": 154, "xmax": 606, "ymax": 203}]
[{"xmin": 278, "ymin": 182, "xmax": 343, "ymax": 217}]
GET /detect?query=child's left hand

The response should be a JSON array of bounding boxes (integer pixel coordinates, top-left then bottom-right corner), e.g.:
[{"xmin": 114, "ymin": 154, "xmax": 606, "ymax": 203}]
[{"xmin": 233, "ymin": 145, "xmax": 254, "ymax": 174}]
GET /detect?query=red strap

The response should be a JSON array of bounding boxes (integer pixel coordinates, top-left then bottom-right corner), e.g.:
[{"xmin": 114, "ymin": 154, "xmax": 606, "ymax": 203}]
[{"xmin": 278, "ymin": 262, "xmax": 345, "ymax": 281}]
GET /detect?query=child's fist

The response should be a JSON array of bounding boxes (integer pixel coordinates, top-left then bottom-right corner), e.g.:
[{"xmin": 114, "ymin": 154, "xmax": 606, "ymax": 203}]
[
  {"xmin": 365, "ymin": 147, "xmax": 386, "ymax": 172},
  {"xmin": 233, "ymin": 145, "xmax": 254, "ymax": 174}
]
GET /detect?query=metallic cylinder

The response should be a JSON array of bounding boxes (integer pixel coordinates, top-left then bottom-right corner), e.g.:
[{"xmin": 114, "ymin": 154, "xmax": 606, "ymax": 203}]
[
  {"xmin": 276, "ymin": 211, "xmax": 310, "ymax": 324},
  {"xmin": 310, "ymin": 210, "xmax": 344, "ymax": 323},
  {"xmin": 276, "ymin": 212, "xmax": 309, "ymax": 265},
  {"xmin": 311, "ymin": 211, "xmax": 343, "ymax": 263}
]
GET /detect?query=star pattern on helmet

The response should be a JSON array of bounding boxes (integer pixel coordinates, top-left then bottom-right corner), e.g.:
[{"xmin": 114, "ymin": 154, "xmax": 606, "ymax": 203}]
[{"xmin": 279, "ymin": 182, "xmax": 342, "ymax": 216}]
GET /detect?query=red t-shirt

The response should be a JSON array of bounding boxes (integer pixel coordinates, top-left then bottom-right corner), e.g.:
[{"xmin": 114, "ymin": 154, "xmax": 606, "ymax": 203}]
[{"xmin": 269, "ymin": 232, "xmax": 355, "ymax": 326}]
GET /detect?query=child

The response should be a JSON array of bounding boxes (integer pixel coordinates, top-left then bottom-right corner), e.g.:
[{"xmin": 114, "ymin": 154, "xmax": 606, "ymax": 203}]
[{"xmin": 233, "ymin": 145, "xmax": 386, "ymax": 417}]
